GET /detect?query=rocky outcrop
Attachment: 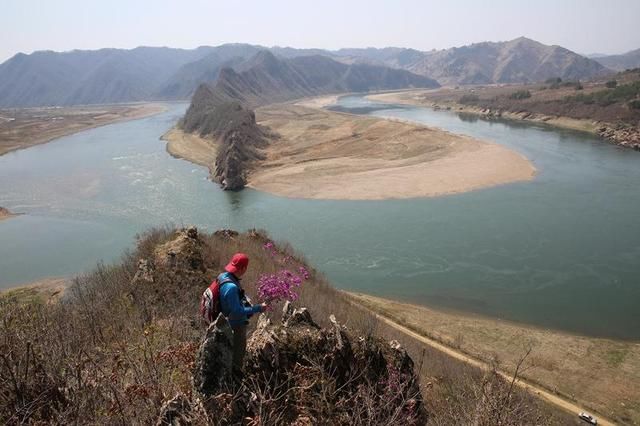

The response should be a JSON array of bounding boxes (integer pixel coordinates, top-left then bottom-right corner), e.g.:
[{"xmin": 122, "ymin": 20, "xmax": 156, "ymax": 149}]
[
  {"xmin": 597, "ymin": 124, "xmax": 640, "ymax": 150},
  {"xmin": 213, "ymin": 229, "xmax": 239, "ymax": 239},
  {"xmin": 434, "ymin": 100, "xmax": 640, "ymax": 151},
  {"xmin": 181, "ymin": 88, "xmax": 270, "ymax": 191},
  {"xmin": 181, "ymin": 302, "xmax": 428, "ymax": 425},
  {"xmin": 154, "ymin": 226, "xmax": 205, "ymax": 271},
  {"xmin": 193, "ymin": 315, "xmax": 235, "ymax": 397},
  {"xmin": 213, "ymin": 126, "xmax": 269, "ymax": 191},
  {"xmin": 131, "ymin": 226, "xmax": 210, "ymax": 323}
]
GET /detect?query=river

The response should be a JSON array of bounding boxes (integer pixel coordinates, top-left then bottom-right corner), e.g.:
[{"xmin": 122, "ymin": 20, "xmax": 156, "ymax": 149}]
[{"xmin": 1, "ymin": 97, "xmax": 639, "ymax": 340}]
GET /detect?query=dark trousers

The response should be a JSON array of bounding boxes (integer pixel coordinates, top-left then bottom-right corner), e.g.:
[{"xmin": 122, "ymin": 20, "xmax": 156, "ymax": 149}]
[{"xmin": 231, "ymin": 324, "xmax": 247, "ymax": 371}]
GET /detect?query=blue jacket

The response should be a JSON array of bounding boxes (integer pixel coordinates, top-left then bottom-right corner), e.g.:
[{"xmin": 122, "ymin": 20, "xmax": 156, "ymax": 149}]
[{"xmin": 218, "ymin": 272, "xmax": 262, "ymax": 327}]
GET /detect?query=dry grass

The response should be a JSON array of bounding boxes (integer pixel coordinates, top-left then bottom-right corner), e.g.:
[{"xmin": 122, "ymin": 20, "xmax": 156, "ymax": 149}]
[
  {"xmin": 0, "ymin": 227, "xmax": 572, "ymax": 424},
  {"xmin": 369, "ymin": 73, "xmax": 640, "ymax": 133},
  {"xmin": 348, "ymin": 292, "xmax": 640, "ymax": 425}
]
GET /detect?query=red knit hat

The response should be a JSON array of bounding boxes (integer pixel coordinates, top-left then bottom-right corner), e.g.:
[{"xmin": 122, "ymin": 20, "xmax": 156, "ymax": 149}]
[{"xmin": 224, "ymin": 253, "xmax": 249, "ymax": 275}]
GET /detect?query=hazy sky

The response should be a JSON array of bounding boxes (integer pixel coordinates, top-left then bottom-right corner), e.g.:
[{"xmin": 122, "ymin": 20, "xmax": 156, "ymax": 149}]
[{"xmin": 2, "ymin": 0, "xmax": 639, "ymax": 62}]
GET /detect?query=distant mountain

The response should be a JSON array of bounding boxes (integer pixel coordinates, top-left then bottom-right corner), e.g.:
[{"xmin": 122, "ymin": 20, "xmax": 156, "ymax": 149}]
[
  {"xmin": 340, "ymin": 37, "xmax": 611, "ymax": 85},
  {"xmin": 593, "ymin": 48, "xmax": 640, "ymax": 71},
  {"xmin": 185, "ymin": 50, "xmax": 438, "ymax": 115},
  {"xmin": 585, "ymin": 53, "xmax": 610, "ymax": 59},
  {"xmin": 0, "ymin": 37, "xmax": 615, "ymax": 107},
  {"xmin": 0, "ymin": 47, "xmax": 218, "ymax": 107},
  {"xmin": 0, "ymin": 44, "xmax": 265, "ymax": 107}
]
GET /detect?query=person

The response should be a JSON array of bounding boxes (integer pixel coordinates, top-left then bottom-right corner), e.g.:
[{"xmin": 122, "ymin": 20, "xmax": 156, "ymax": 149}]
[{"xmin": 218, "ymin": 252, "xmax": 266, "ymax": 373}]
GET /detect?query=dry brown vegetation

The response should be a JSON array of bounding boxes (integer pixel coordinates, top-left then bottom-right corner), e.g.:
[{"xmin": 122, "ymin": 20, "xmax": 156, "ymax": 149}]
[
  {"xmin": 0, "ymin": 227, "xmax": 572, "ymax": 424},
  {"xmin": 374, "ymin": 69, "xmax": 640, "ymax": 125},
  {"xmin": 370, "ymin": 69, "xmax": 640, "ymax": 143},
  {"xmin": 0, "ymin": 104, "xmax": 166, "ymax": 156},
  {"xmin": 349, "ymin": 293, "xmax": 639, "ymax": 425}
]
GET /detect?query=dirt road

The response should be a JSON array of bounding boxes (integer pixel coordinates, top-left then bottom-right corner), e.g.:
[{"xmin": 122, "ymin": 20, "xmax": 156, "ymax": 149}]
[{"xmin": 362, "ymin": 302, "xmax": 617, "ymax": 425}]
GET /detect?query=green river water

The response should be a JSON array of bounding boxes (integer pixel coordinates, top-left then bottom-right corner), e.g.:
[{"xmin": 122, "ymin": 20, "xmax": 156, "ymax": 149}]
[{"xmin": 1, "ymin": 96, "xmax": 639, "ymax": 340}]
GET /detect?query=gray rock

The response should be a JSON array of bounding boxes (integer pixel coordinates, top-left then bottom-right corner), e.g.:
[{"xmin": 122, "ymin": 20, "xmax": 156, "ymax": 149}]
[
  {"xmin": 132, "ymin": 258, "xmax": 154, "ymax": 284},
  {"xmin": 186, "ymin": 226, "xmax": 198, "ymax": 239},
  {"xmin": 193, "ymin": 314, "xmax": 234, "ymax": 396},
  {"xmin": 281, "ymin": 300, "xmax": 294, "ymax": 324},
  {"xmin": 283, "ymin": 307, "xmax": 319, "ymax": 329}
]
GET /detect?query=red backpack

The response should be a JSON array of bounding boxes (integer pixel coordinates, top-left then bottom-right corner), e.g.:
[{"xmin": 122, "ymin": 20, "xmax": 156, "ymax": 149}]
[{"xmin": 200, "ymin": 276, "xmax": 235, "ymax": 324}]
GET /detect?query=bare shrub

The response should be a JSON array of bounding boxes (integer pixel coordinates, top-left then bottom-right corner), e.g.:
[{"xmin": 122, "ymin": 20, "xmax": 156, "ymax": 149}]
[{"xmin": 0, "ymin": 227, "xmax": 563, "ymax": 424}]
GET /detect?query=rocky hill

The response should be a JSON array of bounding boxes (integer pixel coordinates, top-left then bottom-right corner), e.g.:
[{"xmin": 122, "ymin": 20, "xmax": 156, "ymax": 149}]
[
  {"xmin": 185, "ymin": 304, "xmax": 427, "ymax": 424},
  {"xmin": 0, "ymin": 226, "xmax": 563, "ymax": 424},
  {"xmin": 0, "ymin": 227, "xmax": 426, "ymax": 425},
  {"xmin": 594, "ymin": 48, "xmax": 640, "ymax": 72},
  {"xmin": 210, "ymin": 51, "xmax": 440, "ymax": 107},
  {"xmin": 346, "ymin": 37, "xmax": 612, "ymax": 85},
  {"xmin": 181, "ymin": 50, "xmax": 439, "ymax": 190}
]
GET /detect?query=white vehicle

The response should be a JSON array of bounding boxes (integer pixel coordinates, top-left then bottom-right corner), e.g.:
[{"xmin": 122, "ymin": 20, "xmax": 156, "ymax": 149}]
[{"xmin": 578, "ymin": 412, "xmax": 597, "ymax": 425}]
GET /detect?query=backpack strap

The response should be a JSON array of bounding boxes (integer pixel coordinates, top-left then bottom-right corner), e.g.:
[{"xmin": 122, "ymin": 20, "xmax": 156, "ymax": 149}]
[
  {"xmin": 216, "ymin": 275, "xmax": 237, "ymax": 292},
  {"xmin": 218, "ymin": 278, "xmax": 234, "ymax": 290}
]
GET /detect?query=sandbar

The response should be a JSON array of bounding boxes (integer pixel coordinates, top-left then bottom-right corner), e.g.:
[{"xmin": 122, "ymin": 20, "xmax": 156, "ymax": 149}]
[{"xmin": 247, "ymin": 104, "xmax": 535, "ymax": 200}]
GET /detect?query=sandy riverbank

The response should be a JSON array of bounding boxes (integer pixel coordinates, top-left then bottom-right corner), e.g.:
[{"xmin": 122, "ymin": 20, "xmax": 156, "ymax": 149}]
[
  {"xmin": 246, "ymin": 103, "xmax": 535, "ymax": 200},
  {"xmin": 1, "ymin": 277, "xmax": 69, "ymax": 303},
  {"xmin": 348, "ymin": 292, "xmax": 640, "ymax": 425},
  {"xmin": 367, "ymin": 90, "xmax": 602, "ymax": 135},
  {"xmin": 161, "ymin": 127, "xmax": 218, "ymax": 175},
  {"xmin": 0, "ymin": 103, "xmax": 167, "ymax": 156},
  {"xmin": 295, "ymin": 94, "xmax": 341, "ymax": 109}
]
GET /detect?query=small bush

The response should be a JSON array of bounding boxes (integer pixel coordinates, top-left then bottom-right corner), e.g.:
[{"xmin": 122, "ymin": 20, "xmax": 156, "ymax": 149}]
[
  {"xmin": 629, "ymin": 99, "xmax": 640, "ymax": 110},
  {"xmin": 459, "ymin": 94, "xmax": 479, "ymax": 104},
  {"xmin": 606, "ymin": 80, "xmax": 618, "ymax": 88},
  {"xmin": 509, "ymin": 90, "xmax": 531, "ymax": 100},
  {"xmin": 566, "ymin": 81, "xmax": 640, "ymax": 106}
]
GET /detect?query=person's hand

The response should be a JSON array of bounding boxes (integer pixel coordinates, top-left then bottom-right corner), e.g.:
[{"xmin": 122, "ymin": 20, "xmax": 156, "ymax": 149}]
[{"xmin": 259, "ymin": 303, "xmax": 268, "ymax": 312}]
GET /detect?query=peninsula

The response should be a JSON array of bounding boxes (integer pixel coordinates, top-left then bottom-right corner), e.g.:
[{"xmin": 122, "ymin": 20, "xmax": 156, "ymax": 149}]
[{"xmin": 167, "ymin": 50, "xmax": 535, "ymax": 200}]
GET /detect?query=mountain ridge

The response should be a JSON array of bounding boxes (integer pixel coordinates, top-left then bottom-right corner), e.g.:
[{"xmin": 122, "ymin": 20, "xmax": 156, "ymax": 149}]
[
  {"xmin": 0, "ymin": 37, "xmax": 620, "ymax": 107},
  {"xmin": 593, "ymin": 48, "xmax": 640, "ymax": 71}
]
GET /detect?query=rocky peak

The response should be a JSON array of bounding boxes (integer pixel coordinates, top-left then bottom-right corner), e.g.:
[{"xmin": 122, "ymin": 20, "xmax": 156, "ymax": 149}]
[{"xmin": 158, "ymin": 302, "xmax": 427, "ymax": 424}]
